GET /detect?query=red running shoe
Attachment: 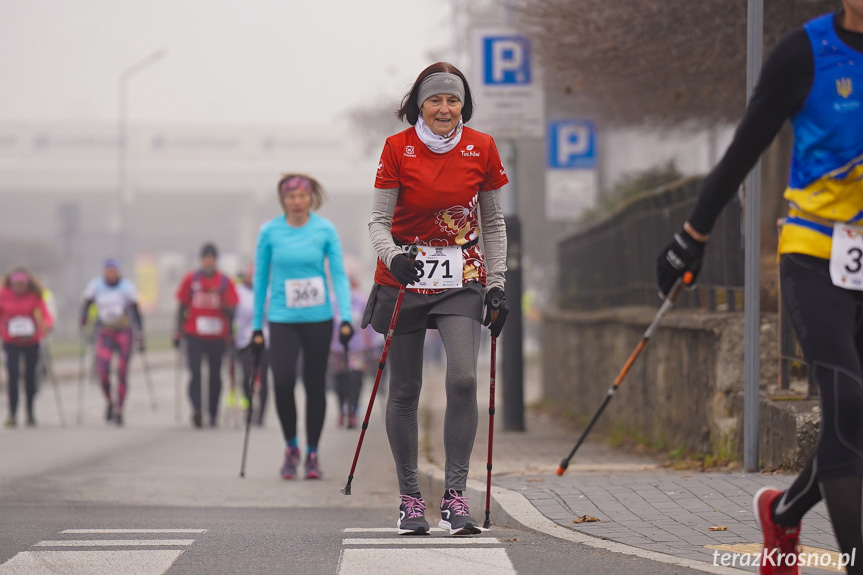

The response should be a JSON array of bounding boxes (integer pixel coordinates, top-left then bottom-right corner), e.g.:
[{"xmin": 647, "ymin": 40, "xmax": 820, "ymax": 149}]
[{"xmin": 753, "ymin": 487, "xmax": 802, "ymax": 575}]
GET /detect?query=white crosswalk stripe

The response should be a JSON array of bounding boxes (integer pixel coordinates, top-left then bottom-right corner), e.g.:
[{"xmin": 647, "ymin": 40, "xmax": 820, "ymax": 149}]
[
  {"xmin": 342, "ymin": 537, "xmax": 500, "ymax": 546},
  {"xmin": 342, "ymin": 527, "xmax": 448, "ymax": 533},
  {"xmin": 0, "ymin": 528, "xmax": 206, "ymax": 575},
  {"xmin": 61, "ymin": 529, "xmax": 207, "ymax": 534},
  {"xmin": 0, "ymin": 551, "xmax": 185, "ymax": 575},
  {"xmin": 35, "ymin": 540, "xmax": 195, "ymax": 547},
  {"xmin": 337, "ymin": 527, "xmax": 517, "ymax": 575}
]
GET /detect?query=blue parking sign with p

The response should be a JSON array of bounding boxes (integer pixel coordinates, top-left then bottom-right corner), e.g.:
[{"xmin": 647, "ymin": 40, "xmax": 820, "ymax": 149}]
[
  {"xmin": 483, "ymin": 36, "xmax": 531, "ymax": 85},
  {"xmin": 548, "ymin": 120, "xmax": 596, "ymax": 169}
]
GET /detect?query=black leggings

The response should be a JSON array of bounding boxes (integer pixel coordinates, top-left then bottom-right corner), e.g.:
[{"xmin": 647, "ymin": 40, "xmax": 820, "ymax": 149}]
[
  {"xmin": 269, "ymin": 320, "xmax": 332, "ymax": 448},
  {"xmin": 781, "ymin": 253, "xmax": 863, "ymax": 479},
  {"xmin": 773, "ymin": 253, "xmax": 863, "ymax": 571},
  {"xmin": 3, "ymin": 342, "xmax": 39, "ymax": 418},
  {"xmin": 186, "ymin": 336, "xmax": 226, "ymax": 420}
]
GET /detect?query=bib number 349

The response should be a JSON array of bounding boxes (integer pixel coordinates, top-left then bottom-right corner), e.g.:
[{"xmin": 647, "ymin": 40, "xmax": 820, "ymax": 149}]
[
  {"xmin": 410, "ymin": 245, "xmax": 463, "ymax": 290},
  {"xmin": 830, "ymin": 223, "xmax": 863, "ymax": 290}
]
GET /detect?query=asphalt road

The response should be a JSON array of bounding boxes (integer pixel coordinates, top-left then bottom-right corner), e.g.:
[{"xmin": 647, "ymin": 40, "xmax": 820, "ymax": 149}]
[{"xmin": 0, "ymin": 362, "xmax": 708, "ymax": 574}]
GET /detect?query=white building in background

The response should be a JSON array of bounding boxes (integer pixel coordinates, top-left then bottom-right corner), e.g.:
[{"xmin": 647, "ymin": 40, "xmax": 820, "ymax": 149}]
[{"xmin": 0, "ymin": 123, "xmax": 380, "ymax": 335}]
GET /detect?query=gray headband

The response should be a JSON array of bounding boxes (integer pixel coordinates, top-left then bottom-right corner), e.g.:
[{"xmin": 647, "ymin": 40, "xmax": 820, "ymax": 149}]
[{"xmin": 417, "ymin": 73, "xmax": 465, "ymax": 106}]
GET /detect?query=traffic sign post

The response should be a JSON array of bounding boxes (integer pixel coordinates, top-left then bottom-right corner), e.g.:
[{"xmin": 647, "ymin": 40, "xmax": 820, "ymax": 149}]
[
  {"xmin": 546, "ymin": 119, "xmax": 598, "ymax": 221},
  {"xmin": 470, "ymin": 26, "xmax": 546, "ymax": 432},
  {"xmin": 470, "ymin": 27, "xmax": 545, "ymax": 140}
]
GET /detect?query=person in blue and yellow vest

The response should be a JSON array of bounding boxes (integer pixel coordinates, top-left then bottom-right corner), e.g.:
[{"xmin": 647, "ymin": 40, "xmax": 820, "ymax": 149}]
[{"xmin": 656, "ymin": 3, "xmax": 863, "ymax": 574}]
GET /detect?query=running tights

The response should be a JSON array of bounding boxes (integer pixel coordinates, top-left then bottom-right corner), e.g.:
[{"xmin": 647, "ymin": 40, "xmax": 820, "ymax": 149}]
[
  {"xmin": 3, "ymin": 342, "xmax": 39, "ymax": 418},
  {"xmin": 268, "ymin": 320, "xmax": 333, "ymax": 448},
  {"xmin": 772, "ymin": 254, "xmax": 863, "ymax": 572},
  {"xmin": 186, "ymin": 336, "xmax": 226, "ymax": 421},
  {"xmin": 386, "ymin": 315, "xmax": 481, "ymax": 496},
  {"xmin": 96, "ymin": 327, "xmax": 133, "ymax": 409}
]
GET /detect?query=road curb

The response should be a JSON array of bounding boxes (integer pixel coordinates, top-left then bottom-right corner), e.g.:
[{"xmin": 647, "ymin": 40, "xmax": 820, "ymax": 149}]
[{"xmin": 416, "ymin": 461, "xmax": 748, "ymax": 575}]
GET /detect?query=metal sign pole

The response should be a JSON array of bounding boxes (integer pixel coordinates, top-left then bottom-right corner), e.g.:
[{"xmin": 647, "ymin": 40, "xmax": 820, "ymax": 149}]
[{"xmin": 743, "ymin": 0, "xmax": 763, "ymax": 473}]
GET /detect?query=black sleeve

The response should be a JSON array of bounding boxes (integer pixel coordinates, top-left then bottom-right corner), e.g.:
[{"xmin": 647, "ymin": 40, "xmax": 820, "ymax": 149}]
[
  {"xmin": 129, "ymin": 302, "xmax": 144, "ymax": 334},
  {"xmin": 224, "ymin": 306, "xmax": 235, "ymax": 335},
  {"xmin": 80, "ymin": 299, "xmax": 93, "ymax": 326},
  {"xmin": 175, "ymin": 304, "xmax": 186, "ymax": 334},
  {"xmin": 687, "ymin": 29, "xmax": 814, "ymax": 234}
]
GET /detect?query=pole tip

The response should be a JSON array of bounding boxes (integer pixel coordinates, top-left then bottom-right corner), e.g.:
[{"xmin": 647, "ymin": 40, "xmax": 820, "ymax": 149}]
[
  {"xmin": 341, "ymin": 485, "xmax": 351, "ymax": 496},
  {"xmin": 240, "ymin": 471, "xmax": 245, "ymax": 478},
  {"xmin": 556, "ymin": 465, "xmax": 566, "ymax": 477},
  {"xmin": 483, "ymin": 519, "xmax": 491, "ymax": 529}
]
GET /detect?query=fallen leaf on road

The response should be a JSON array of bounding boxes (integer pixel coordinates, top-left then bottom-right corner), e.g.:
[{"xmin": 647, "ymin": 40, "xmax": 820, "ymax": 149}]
[
  {"xmin": 525, "ymin": 478, "xmax": 544, "ymax": 483},
  {"xmin": 573, "ymin": 515, "xmax": 600, "ymax": 523},
  {"xmin": 501, "ymin": 538, "xmax": 521, "ymax": 542},
  {"xmin": 708, "ymin": 526, "xmax": 728, "ymax": 531}
]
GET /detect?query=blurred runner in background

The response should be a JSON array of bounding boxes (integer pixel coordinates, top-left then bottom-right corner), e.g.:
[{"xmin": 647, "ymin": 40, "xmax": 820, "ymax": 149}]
[
  {"xmin": 81, "ymin": 258, "xmax": 144, "ymax": 427},
  {"xmin": 174, "ymin": 243, "xmax": 238, "ymax": 429},
  {"xmin": 1, "ymin": 267, "xmax": 53, "ymax": 427}
]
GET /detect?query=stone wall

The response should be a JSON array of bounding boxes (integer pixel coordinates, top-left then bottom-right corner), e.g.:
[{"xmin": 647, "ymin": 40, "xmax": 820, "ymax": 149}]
[{"xmin": 542, "ymin": 307, "xmax": 782, "ymax": 463}]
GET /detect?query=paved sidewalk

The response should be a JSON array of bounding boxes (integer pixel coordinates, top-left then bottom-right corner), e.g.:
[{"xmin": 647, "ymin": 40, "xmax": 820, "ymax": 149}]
[{"xmin": 419, "ymin": 352, "xmax": 842, "ymax": 574}]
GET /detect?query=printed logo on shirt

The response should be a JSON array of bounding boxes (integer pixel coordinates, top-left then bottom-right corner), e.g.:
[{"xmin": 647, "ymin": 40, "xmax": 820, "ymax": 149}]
[
  {"xmin": 404, "ymin": 145, "xmax": 416, "ymax": 157},
  {"xmin": 833, "ymin": 77, "xmax": 860, "ymax": 112},
  {"xmin": 191, "ymin": 291, "xmax": 221, "ymax": 309},
  {"xmin": 460, "ymin": 145, "xmax": 480, "ymax": 157},
  {"xmin": 377, "ymin": 161, "xmax": 384, "ymax": 171},
  {"xmin": 837, "ymin": 77, "xmax": 853, "ymax": 99}
]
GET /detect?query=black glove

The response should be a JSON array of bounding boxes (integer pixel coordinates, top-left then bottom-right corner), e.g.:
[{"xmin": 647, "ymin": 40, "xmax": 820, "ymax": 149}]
[
  {"xmin": 483, "ymin": 288, "xmax": 509, "ymax": 338},
  {"xmin": 389, "ymin": 254, "xmax": 423, "ymax": 286},
  {"xmin": 251, "ymin": 329, "xmax": 265, "ymax": 363},
  {"xmin": 172, "ymin": 332, "xmax": 182, "ymax": 349},
  {"xmin": 656, "ymin": 228, "xmax": 705, "ymax": 297},
  {"xmin": 338, "ymin": 321, "xmax": 354, "ymax": 347}
]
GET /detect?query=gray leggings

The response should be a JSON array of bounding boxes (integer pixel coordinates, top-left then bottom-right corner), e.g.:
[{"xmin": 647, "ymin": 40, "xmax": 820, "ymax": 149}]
[{"xmin": 386, "ymin": 314, "xmax": 481, "ymax": 495}]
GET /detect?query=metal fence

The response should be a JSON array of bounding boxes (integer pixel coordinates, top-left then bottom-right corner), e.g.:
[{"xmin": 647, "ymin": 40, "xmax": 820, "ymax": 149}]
[
  {"xmin": 556, "ymin": 177, "xmax": 810, "ymax": 392},
  {"xmin": 557, "ymin": 177, "xmax": 745, "ymax": 311}
]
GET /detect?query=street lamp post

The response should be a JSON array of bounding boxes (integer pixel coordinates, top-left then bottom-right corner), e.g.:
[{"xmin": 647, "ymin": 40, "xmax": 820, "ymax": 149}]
[
  {"xmin": 116, "ymin": 48, "xmax": 166, "ymax": 263},
  {"xmin": 743, "ymin": 0, "xmax": 763, "ymax": 474}
]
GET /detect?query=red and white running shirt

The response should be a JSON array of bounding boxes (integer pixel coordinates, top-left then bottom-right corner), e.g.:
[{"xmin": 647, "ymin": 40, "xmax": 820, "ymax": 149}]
[{"xmin": 373, "ymin": 126, "xmax": 509, "ymax": 290}]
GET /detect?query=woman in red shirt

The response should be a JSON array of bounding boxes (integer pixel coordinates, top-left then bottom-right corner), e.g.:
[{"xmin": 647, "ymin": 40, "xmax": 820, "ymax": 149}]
[
  {"xmin": 0, "ymin": 267, "xmax": 53, "ymax": 427},
  {"xmin": 365, "ymin": 62, "xmax": 509, "ymax": 536}
]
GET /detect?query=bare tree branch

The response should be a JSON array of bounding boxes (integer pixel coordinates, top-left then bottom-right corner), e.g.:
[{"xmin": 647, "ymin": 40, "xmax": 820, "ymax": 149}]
[{"xmin": 512, "ymin": 0, "xmax": 838, "ymax": 127}]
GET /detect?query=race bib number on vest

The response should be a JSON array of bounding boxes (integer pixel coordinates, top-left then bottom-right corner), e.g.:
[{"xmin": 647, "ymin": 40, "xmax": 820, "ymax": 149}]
[
  {"xmin": 830, "ymin": 223, "xmax": 863, "ymax": 290},
  {"xmin": 286, "ymin": 277, "xmax": 326, "ymax": 308},
  {"xmin": 195, "ymin": 316, "xmax": 224, "ymax": 336},
  {"xmin": 410, "ymin": 245, "xmax": 463, "ymax": 290},
  {"xmin": 8, "ymin": 316, "xmax": 36, "ymax": 338},
  {"xmin": 98, "ymin": 302, "xmax": 125, "ymax": 325}
]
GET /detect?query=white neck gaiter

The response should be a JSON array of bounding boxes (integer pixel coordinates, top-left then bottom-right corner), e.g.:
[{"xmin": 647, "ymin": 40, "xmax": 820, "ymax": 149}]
[{"xmin": 415, "ymin": 115, "xmax": 464, "ymax": 154}]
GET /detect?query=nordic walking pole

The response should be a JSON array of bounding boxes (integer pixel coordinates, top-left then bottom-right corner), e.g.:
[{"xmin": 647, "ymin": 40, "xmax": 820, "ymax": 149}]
[
  {"xmin": 140, "ymin": 345, "xmax": 158, "ymax": 412},
  {"xmin": 174, "ymin": 342, "xmax": 182, "ymax": 423},
  {"xmin": 556, "ymin": 271, "xmax": 694, "ymax": 476},
  {"xmin": 41, "ymin": 341, "xmax": 67, "ymax": 427},
  {"xmin": 239, "ymin": 340, "xmax": 263, "ymax": 478},
  {"xmin": 342, "ymin": 245, "xmax": 418, "ymax": 495},
  {"xmin": 76, "ymin": 335, "xmax": 88, "ymax": 426},
  {"xmin": 483, "ymin": 334, "xmax": 497, "ymax": 529}
]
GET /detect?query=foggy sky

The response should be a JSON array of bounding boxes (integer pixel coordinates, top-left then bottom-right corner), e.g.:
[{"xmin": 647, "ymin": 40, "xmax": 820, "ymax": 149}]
[{"xmin": 0, "ymin": 0, "xmax": 449, "ymax": 126}]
